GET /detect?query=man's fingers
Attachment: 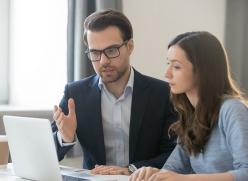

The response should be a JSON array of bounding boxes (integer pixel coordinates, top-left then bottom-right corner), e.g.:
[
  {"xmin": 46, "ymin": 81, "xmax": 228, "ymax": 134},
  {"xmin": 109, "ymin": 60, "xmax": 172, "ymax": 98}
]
[
  {"xmin": 53, "ymin": 105, "xmax": 58, "ymax": 112},
  {"xmin": 96, "ymin": 167, "xmax": 115, "ymax": 175},
  {"xmin": 91, "ymin": 165, "xmax": 105, "ymax": 173},
  {"xmin": 53, "ymin": 106, "xmax": 64, "ymax": 120},
  {"xmin": 58, "ymin": 112, "xmax": 65, "ymax": 124},
  {"xmin": 56, "ymin": 112, "xmax": 65, "ymax": 130},
  {"xmin": 53, "ymin": 102, "xmax": 76, "ymax": 143},
  {"xmin": 91, "ymin": 165, "xmax": 99, "ymax": 173},
  {"xmin": 53, "ymin": 105, "xmax": 60, "ymax": 121},
  {"xmin": 91, "ymin": 166, "xmax": 123, "ymax": 175},
  {"xmin": 68, "ymin": 98, "xmax": 75, "ymax": 116}
]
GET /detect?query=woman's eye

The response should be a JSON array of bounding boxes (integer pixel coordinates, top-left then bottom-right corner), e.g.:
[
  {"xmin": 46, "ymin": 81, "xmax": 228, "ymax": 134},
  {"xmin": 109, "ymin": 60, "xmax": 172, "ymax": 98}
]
[{"xmin": 173, "ymin": 66, "xmax": 181, "ymax": 69}]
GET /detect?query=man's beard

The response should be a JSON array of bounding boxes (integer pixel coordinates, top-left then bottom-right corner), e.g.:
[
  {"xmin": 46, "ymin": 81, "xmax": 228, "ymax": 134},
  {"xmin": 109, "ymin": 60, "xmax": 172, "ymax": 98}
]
[{"xmin": 100, "ymin": 66, "xmax": 129, "ymax": 84}]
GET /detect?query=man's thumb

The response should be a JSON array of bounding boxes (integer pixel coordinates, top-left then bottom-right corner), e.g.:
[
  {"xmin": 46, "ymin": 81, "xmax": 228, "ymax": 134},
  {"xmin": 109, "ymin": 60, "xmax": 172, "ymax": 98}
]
[{"xmin": 68, "ymin": 98, "xmax": 75, "ymax": 116}]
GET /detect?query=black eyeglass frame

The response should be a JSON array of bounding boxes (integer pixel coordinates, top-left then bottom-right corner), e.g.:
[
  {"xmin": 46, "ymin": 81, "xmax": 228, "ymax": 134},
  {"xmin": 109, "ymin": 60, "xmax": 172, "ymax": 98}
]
[{"xmin": 85, "ymin": 40, "xmax": 128, "ymax": 62}]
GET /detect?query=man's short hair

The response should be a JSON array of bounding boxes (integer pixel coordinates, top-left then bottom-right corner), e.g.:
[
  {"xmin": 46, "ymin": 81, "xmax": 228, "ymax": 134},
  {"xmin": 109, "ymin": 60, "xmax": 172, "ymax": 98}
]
[{"xmin": 83, "ymin": 9, "xmax": 133, "ymax": 45}]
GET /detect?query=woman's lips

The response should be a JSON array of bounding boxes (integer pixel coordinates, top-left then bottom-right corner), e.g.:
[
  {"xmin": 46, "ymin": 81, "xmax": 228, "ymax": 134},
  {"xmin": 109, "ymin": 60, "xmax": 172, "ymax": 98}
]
[{"xmin": 169, "ymin": 83, "xmax": 175, "ymax": 87}]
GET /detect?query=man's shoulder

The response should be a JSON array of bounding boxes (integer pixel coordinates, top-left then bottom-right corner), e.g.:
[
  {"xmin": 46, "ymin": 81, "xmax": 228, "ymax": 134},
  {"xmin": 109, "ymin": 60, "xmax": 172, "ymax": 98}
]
[{"xmin": 66, "ymin": 74, "xmax": 99, "ymax": 90}]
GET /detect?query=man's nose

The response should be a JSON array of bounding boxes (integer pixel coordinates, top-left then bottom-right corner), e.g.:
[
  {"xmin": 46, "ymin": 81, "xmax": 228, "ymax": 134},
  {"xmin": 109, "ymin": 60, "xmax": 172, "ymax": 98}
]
[{"xmin": 99, "ymin": 52, "xmax": 110, "ymax": 65}]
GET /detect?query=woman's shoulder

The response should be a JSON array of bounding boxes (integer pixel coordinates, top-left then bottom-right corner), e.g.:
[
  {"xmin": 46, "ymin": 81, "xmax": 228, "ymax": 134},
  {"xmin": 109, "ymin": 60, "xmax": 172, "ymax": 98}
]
[
  {"xmin": 218, "ymin": 98, "xmax": 248, "ymax": 129},
  {"xmin": 220, "ymin": 98, "xmax": 247, "ymax": 113}
]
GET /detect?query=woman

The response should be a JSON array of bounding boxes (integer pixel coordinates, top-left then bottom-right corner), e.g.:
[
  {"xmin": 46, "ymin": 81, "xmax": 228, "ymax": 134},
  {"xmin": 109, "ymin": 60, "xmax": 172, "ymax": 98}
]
[{"xmin": 129, "ymin": 31, "xmax": 248, "ymax": 181}]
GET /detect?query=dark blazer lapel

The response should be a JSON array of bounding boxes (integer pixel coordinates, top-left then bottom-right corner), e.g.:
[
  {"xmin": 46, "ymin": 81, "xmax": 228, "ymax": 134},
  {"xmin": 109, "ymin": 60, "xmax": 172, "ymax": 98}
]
[
  {"xmin": 129, "ymin": 70, "xmax": 150, "ymax": 162},
  {"xmin": 86, "ymin": 76, "xmax": 106, "ymax": 164}
]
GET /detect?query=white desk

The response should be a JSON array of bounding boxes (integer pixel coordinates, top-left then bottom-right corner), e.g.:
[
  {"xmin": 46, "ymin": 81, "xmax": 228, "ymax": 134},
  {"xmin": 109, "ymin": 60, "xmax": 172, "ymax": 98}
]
[
  {"xmin": 0, "ymin": 164, "xmax": 25, "ymax": 180},
  {"xmin": 0, "ymin": 164, "xmax": 129, "ymax": 181}
]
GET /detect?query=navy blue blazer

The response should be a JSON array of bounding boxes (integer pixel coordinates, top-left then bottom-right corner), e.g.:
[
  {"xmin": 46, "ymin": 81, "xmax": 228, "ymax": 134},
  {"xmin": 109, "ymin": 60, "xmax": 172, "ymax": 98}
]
[{"xmin": 52, "ymin": 69, "xmax": 176, "ymax": 169}]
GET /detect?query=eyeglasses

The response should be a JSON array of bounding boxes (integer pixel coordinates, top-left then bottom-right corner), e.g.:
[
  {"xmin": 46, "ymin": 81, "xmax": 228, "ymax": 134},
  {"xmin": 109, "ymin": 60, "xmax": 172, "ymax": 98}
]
[{"xmin": 85, "ymin": 41, "xmax": 128, "ymax": 62}]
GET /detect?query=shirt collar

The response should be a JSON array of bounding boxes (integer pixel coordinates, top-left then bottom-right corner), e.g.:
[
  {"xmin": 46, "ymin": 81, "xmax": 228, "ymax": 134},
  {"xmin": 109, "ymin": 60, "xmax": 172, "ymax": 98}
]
[{"xmin": 98, "ymin": 67, "xmax": 134, "ymax": 93}]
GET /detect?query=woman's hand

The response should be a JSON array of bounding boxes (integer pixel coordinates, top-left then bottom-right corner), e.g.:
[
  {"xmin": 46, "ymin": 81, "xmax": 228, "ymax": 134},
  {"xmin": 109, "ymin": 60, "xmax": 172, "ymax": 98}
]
[
  {"xmin": 129, "ymin": 167, "xmax": 160, "ymax": 181},
  {"xmin": 147, "ymin": 170, "xmax": 186, "ymax": 181}
]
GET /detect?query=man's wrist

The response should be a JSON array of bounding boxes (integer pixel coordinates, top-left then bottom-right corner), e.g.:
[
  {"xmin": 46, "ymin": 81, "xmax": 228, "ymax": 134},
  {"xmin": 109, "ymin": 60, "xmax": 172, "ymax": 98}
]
[{"xmin": 57, "ymin": 132, "xmax": 76, "ymax": 147}]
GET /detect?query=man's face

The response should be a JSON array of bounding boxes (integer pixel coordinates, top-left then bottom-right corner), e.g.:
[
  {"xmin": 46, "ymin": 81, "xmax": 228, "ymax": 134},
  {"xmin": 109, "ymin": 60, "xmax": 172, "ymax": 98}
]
[{"xmin": 86, "ymin": 26, "xmax": 133, "ymax": 84}]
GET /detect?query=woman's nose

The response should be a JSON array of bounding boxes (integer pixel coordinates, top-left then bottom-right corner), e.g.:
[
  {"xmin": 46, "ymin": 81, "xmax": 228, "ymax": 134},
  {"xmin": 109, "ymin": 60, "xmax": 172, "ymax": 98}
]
[{"xmin": 165, "ymin": 66, "xmax": 172, "ymax": 79}]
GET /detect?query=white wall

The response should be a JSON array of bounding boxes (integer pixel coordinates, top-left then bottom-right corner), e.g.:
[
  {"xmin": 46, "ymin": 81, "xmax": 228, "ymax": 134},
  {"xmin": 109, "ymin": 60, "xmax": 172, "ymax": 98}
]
[
  {"xmin": 0, "ymin": 0, "xmax": 9, "ymax": 104},
  {"xmin": 123, "ymin": 0, "xmax": 226, "ymax": 80},
  {"xmin": 9, "ymin": 0, "xmax": 67, "ymax": 107}
]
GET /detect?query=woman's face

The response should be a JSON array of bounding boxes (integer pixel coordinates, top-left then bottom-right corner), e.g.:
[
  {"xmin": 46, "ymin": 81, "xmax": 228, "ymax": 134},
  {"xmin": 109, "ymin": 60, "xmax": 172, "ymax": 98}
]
[{"xmin": 165, "ymin": 45, "xmax": 198, "ymax": 96}]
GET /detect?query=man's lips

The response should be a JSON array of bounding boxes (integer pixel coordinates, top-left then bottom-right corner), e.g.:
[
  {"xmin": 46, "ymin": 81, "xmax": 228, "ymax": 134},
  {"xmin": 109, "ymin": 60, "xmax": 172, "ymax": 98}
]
[
  {"xmin": 103, "ymin": 69, "xmax": 113, "ymax": 72},
  {"xmin": 101, "ymin": 67, "xmax": 114, "ymax": 73},
  {"xmin": 101, "ymin": 69, "xmax": 115, "ymax": 76}
]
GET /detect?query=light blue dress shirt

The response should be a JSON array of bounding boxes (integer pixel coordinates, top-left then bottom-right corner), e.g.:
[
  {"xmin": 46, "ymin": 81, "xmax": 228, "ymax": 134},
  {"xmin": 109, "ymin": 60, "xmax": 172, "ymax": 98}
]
[
  {"xmin": 163, "ymin": 99, "xmax": 248, "ymax": 181},
  {"xmin": 57, "ymin": 68, "xmax": 134, "ymax": 166},
  {"xmin": 98, "ymin": 68, "xmax": 134, "ymax": 167}
]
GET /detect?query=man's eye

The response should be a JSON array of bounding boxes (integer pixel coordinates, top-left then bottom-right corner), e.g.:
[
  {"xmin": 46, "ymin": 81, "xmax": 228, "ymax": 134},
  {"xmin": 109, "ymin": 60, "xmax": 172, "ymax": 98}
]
[{"xmin": 105, "ymin": 48, "xmax": 117, "ymax": 54}]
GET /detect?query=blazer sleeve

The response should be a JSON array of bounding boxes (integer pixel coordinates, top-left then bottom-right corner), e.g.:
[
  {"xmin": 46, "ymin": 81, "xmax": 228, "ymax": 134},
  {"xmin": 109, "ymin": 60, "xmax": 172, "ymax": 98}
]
[
  {"xmin": 133, "ymin": 93, "xmax": 177, "ymax": 168},
  {"xmin": 133, "ymin": 138, "xmax": 176, "ymax": 168}
]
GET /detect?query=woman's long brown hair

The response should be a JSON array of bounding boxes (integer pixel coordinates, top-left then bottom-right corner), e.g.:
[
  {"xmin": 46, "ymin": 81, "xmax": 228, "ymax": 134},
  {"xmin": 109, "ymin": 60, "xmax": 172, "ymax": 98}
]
[{"xmin": 168, "ymin": 31, "xmax": 246, "ymax": 155}]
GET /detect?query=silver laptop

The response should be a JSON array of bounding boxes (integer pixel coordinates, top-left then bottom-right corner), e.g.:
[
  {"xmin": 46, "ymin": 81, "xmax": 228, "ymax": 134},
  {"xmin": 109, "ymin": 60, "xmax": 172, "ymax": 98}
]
[
  {"xmin": 3, "ymin": 115, "xmax": 63, "ymax": 181},
  {"xmin": 3, "ymin": 115, "xmax": 129, "ymax": 181}
]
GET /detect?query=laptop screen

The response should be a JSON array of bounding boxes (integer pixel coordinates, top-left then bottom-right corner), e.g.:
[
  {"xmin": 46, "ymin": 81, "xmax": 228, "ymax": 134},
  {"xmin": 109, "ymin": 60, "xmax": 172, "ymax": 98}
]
[{"xmin": 3, "ymin": 115, "xmax": 62, "ymax": 181}]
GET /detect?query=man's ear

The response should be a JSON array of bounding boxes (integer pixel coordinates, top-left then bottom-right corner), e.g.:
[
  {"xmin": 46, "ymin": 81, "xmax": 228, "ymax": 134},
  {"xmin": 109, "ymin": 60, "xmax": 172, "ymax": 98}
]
[{"xmin": 127, "ymin": 39, "xmax": 134, "ymax": 55}]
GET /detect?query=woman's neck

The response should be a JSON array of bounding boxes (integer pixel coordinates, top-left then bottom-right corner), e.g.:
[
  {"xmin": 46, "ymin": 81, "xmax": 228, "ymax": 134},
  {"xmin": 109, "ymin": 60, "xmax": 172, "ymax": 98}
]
[{"xmin": 186, "ymin": 89, "xmax": 199, "ymax": 108}]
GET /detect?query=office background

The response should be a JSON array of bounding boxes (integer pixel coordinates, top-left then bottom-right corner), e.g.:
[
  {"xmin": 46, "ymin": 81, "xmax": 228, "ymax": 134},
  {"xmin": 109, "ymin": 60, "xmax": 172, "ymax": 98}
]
[{"xmin": 0, "ymin": 0, "xmax": 247, "ymax": 166}]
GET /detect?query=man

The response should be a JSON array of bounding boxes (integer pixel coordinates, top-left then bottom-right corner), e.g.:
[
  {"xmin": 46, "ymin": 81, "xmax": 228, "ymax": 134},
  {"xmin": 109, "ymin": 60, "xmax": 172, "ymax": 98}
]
[{"xmin": 53, "ymin": 9, "xmax": 176, "ymax": 175}]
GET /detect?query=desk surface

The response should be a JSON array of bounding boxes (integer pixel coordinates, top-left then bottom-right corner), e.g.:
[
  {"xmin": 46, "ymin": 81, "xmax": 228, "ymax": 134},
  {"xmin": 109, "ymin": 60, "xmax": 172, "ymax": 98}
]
[
  {"xmin": 0, "ymin": 164, "xmax": 129, "ymax": 181},
  {"xmin": 0, "ymin": 164, "xmax": 25, "ymax": 180}
]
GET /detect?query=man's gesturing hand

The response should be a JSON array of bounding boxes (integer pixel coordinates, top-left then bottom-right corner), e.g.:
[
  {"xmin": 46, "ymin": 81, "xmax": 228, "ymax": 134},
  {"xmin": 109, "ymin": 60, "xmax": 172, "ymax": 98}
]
[{"xmin": 53, "ymin": 98, "xmax": 77, "ymax": 143}]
